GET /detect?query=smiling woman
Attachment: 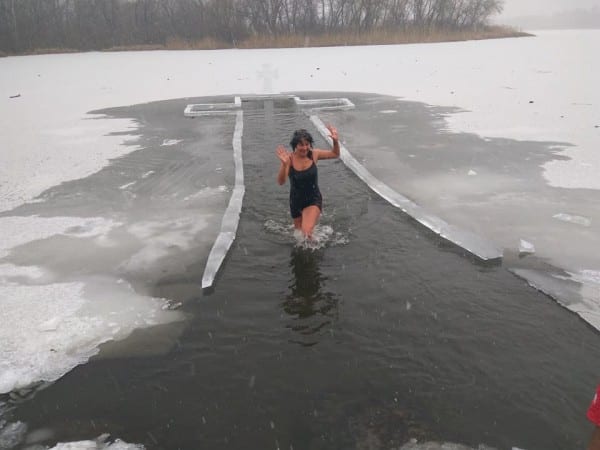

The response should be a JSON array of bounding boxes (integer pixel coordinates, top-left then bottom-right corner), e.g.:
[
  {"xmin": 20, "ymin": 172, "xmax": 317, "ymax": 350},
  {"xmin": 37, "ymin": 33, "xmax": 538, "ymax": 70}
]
[{"xmin": 276, "ymin": 125, "xmax": 340, "ymax": 240}]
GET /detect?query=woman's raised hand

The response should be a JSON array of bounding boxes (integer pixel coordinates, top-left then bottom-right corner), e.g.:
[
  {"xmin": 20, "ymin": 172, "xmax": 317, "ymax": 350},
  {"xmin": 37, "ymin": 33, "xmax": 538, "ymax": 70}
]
[
  {"xmin": 326, "ymin": 124, "xmax": 339, "ymax": 142},
  {"xmin": 276, "ymin": 145, "xmax": 292, "ymax": 166}
]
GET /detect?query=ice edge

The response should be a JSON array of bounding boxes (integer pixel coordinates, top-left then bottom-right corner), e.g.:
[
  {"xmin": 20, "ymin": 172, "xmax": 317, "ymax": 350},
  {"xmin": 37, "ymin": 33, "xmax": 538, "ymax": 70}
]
[
  {"xmin": 309, "ymin": 114, "xmax": 503, "ymax": 262},
  {"xmin": 201, "ymin": 106, "xmax": 244, "ymax": 289}
]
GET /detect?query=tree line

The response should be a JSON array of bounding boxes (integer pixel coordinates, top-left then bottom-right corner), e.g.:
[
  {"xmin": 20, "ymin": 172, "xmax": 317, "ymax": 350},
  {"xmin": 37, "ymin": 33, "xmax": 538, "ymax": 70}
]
[{"xmin": 0, "ymin": 0, "xmax": 504, "ymax": 54}]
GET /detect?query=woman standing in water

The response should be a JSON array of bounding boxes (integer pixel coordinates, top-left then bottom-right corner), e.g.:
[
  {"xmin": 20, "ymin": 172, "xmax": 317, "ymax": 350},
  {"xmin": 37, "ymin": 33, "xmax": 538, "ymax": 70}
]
[{"xmin": 276, "ymin": 125, "xmax": 340, "ymax": 240}]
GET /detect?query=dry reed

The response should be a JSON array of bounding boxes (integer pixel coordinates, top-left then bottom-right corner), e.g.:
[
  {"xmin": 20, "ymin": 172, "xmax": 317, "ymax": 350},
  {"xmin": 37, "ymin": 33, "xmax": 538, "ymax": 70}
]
[{"xmin": 13, "ymin": 26, "xmax": 531, "ymax": 56}]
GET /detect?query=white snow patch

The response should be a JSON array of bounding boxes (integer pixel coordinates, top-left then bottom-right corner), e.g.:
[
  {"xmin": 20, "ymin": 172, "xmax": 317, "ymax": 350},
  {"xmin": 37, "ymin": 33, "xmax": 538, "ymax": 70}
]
[
  {"xmin": 118, "ymin": 181, "xmax": 136, "ymax": 190},
  {"xmin": 122, "ymin": 216, "xmax": 210, "ymax": 277},
  {"xmin": 160, "ymin": 139, "xmax": 182, "ymax": 146},
  {"xmin": 0, "ymin": 419, "xmax": 27, "ymax": 450},
  {"xmin": 0, "ymin": 214, "xmax": 185, "ymax": 394},
  {"xmin": 182, "ymin": 185, "xmax": 229, "ymax": 202},
  {"xmin": 49, "ymin": 434, "xmax": 145, "ymax": 450},
  {"xmin": 0, "ymin": 276, "xmax": 180, "ymax": 394},
  {"xmin": 552, "ymin": 213, "xmax": 591, "ymax": 227},
  {"xmin": 0, "ymin": 114, "xmax": 140, "ymax": 213},
  {"xmin": 0, "ymin": 216, "xmax": 120, "ymax": 259},
  {"xmin": 399, "ymin": 439, "xmax": 500, "ymax": 449},
  {"xmin": 1, "ymin": 30, "xmax": 598, "ymax": 216},
  {"xmin": 570, "ymin": 270, "xmax": 600, "ymax": 286}
]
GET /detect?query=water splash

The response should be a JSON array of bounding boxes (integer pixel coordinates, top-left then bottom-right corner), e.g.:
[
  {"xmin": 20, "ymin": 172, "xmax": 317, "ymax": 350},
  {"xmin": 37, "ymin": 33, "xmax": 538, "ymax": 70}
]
[
  {"xmin": 294, "ymin": 226, "xmax": 333, "ymax": 250},
  {"xmin": 263, "ymin": 219, "xmax": 294, "ymax": 237},
  {"xmin": 264, "ymin": 220, "xmax": 348, "ymax": 249}
]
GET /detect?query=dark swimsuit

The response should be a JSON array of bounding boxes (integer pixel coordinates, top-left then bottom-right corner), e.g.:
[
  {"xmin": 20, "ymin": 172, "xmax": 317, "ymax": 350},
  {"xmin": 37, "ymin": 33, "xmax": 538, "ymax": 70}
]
[{"xmin": 289, "ymin": 152, "xmax": 322, "ymax": 219}]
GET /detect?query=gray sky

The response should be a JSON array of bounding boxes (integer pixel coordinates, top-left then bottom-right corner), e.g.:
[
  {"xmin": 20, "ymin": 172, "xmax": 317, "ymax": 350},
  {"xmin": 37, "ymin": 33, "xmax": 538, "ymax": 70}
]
[{"xmin": 498, "ymin": 0, "xmax": 600, "ymax": 17}]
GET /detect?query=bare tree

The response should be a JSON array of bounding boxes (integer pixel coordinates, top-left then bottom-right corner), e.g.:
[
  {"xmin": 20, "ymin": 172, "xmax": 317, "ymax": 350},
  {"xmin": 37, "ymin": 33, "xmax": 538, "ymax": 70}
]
[{"xmin": 0, "ymin": 0, "xmax": 505, "ymax": 54}]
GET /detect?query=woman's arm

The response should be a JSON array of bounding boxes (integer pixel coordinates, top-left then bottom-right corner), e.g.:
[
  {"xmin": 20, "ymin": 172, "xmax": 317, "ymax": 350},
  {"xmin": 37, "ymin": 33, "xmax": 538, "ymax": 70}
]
[
  {"xmin": 314, "ymin": 124, "xmax": 340, "ymax": 161},
  {"xmin": 276, "ymin": 145, "xmax": 291, "ymax": 185}
]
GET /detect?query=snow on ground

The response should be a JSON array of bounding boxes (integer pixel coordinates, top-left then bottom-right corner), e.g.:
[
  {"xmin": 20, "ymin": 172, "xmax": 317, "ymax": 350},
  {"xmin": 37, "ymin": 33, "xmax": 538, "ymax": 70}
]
[
  {"xmin": 0, "ymin": 30, "xmax": 598, "ymax": 394},
  {"xmin": 48, "ymin": 435, "xmax": 145, "ymax": 450},
  {"xmin": 2, "ymin": 30, "xmax": 598, "ymax": 211}
]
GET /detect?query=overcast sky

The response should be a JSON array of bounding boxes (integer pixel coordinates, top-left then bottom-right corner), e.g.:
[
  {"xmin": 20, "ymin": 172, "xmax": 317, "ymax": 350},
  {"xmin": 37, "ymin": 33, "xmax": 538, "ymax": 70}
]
[{"xmin": 498, "ymin": 0, "xmax": 600, "ymax": 17}]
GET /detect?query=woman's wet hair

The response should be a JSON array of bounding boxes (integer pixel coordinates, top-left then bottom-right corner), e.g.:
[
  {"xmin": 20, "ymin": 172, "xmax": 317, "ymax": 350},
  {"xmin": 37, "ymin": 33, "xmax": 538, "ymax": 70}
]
[{"xmin": 290, "ymin": 129, "xmax": 314, "ymax": 150}]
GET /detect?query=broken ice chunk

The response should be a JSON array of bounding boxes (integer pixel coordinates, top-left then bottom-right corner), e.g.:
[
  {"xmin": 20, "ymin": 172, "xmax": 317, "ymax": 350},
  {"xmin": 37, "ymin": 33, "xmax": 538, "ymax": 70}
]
[
  {"xmin": 519, "ymin": 239, "xmax": 535, "ymax": 255},
  {"xmin": 552, "ymin": 213, "xmax": 591, "ymax": 227}
]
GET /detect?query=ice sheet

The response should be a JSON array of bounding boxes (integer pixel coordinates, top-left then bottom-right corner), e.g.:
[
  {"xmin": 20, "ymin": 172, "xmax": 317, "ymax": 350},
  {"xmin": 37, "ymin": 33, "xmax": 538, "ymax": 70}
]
[
  {"xmin": 0, "ymin": 414, "xmax": 144, "ymax": 450},
  {"xmin": 50, "ymin": 441, "xmax": 144, "ymax": 450},
  {"xmin": 310, "ymin": 114, "xmax": 502, "ymax": 261},
  {"xmin": 510, "ymin": 268, "xmax": 600, "ymax": 331},
  {"xmin": 1, "ymin": 29, "xmax": 599, "ymax": 394},
  {"xmin": 0, "ymin": 271, "xmax": 180, "ymax": 394},
  {"xmin": 0, "ymin": 214, "xmax": 189, "ymax": 394},
  {"xmin": 1, "ymin": 30, "xmax": 596, "ymax": 213},
  {"xmin": 400, "ymin": 440, "xmax": 499, "ymax": 450}
]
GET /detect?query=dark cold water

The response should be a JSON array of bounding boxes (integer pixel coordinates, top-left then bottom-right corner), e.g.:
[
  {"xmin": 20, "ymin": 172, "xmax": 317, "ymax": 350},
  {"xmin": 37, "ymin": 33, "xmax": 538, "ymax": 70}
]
[{"xmin": 3, "ymin": 95, "xmax": 599, "ymax": 450}]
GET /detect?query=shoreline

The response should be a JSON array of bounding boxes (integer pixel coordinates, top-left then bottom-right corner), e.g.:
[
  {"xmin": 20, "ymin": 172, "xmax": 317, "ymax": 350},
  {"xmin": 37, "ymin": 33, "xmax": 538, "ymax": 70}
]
[{"xmin": 0, "ymin": 26, "xmax": 532, "ymax": 57}]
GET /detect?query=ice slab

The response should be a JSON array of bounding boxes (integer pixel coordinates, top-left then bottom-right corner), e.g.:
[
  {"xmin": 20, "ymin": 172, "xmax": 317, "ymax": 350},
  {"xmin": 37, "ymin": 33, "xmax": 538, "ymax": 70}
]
[
  {"xmin": 202, "ymin": 110, "xmax": 244, "ymax": 289},
  {"xmin": 519, "ymin": 239, "xmax": 535, "ymax": 255},
  {"xmin": 400, "ymin": 440, "xmax": 499, "ymax": 449},
  {"xmin": 0, "ymin": 417, "xmax": 27, "ymax": 450},
  {"xmin": 160, "ymin": 139, "xmax": 182, "ymax": 146},
  {"xmin": 237, "ymin": 94, "xmax": 355, "ymax": 112},
  {"xmin": 0, "ymin": 273, "xmax": 181, "ymax": 394},
  {"xmin": 0, "ymin": 216, "xmax": 121, "ymax": 259},
  {"xmin": 293, "ymin": 96, "xmax": 355, "ymax": 112},
  {"xmin": 49, "ymin": 434, "xmax": 145, "ymax": 450},
  {"xmin": 0, "ymin": 112, "xmax": 141, "ymax": 213},
  {"xmin": 121, "ymin": 215, "xmax": 212, "ymax": 278},
  {"xmin": 184, "ymin": 96, "xmax": 241, "ymax": 117},
  {"xmin": 510, "ymin": 268, "xmax": 600, "ymax": 331},
  {"xmin": 552, "ymin": 213, "xmax": 591, "ymax": 227},
  {"xmin": 0, "ymin": 417, "xmax": 144, "ymax": 450},
  {"xmin": 309, "ymin": 115, "xmax": 503, "ymax": 262}
]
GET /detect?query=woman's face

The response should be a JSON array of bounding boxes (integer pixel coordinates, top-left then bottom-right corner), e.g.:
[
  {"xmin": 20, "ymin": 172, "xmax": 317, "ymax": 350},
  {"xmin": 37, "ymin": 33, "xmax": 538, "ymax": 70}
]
[{"xmin": 294, "ymin": 138, "xmax": 311, "ymax": 157}]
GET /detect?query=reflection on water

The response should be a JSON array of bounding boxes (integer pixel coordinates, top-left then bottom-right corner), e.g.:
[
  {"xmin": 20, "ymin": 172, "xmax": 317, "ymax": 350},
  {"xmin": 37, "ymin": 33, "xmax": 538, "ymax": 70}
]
[{"xmin": 282, "ymin": 247, "xmax": 338, "ymax": 346}]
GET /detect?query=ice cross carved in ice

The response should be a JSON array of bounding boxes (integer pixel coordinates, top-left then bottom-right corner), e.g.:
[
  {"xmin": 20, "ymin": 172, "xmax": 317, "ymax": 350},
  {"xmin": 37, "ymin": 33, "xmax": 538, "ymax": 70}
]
[{"xmin": 184, "ymin": 95, "xmax": 354, "ymax": 119}]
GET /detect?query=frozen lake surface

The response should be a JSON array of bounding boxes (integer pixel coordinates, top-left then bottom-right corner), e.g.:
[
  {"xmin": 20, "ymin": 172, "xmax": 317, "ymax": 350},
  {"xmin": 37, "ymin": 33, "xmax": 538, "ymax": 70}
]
[{"xmin": 0, "ymin": 30, "xmax": 598, "ymax": 449}]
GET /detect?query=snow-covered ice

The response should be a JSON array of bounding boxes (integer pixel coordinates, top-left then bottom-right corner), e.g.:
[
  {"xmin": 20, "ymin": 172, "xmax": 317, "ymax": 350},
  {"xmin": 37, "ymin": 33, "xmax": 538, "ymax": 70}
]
[
  {"xmin": 49, "ymin": 434, "xmax": 145, "ymax": 450},
  {"xmin": 1, "ymin": 29, "xmax": 599, "ymax": 398}
]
